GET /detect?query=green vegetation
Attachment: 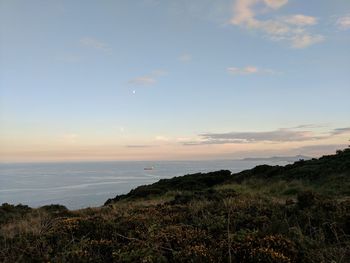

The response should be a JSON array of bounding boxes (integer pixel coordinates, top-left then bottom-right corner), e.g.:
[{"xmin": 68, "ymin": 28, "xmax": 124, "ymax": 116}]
[{"xmin": 1, "ymin": 148, "xmax": 350, "ymax": 262}]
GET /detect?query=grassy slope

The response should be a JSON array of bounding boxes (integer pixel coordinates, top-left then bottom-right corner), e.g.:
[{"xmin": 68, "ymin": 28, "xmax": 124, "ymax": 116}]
[
  {"xmin": 106, "ymin": 147, "xmax": 350, "ymax": 203},
  {"xmin": 1, "ymin": 148, "xmax": 349, "ymax": 262}
]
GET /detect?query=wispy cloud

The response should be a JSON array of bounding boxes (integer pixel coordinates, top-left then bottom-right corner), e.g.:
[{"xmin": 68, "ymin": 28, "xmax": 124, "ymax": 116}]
[
  {"xmin": 186, "ymin": 129, "xmax": 321, "ymax": 145},
  {"xmin": 125, "ymin": 145, "xmax": 157, "ymax": 148},
  {"xmin": 128, "ymin": 76, "xmax": 156, "ymax": 85},
  {"xmin": 292, "ymin": 124, "xmax": 329, "ymax": 129},
  {"xmin": 178, "ymin": 53, "xmax": 192, "ymax": 62},
  {"xmin": 155, "ymin": 135, "xmax": 170, "ymax": 142},
  {"xmin": 128, "ymin": 70, "xmax": 167, "ymax": 86},
  {"xmin": 80, "ymin": 37, "xmax": 111, "ymax": 51},
  {"xmin": 230, "ymin": 0, "xmax": 324, "ymax": 48},
  {"xmin": 227, "ymin": 66, "xmax": 274, "ymax": 75},
  {"xmin": 282, "ymin": 14, "xmax": 317, "ymax": 26},
  {"xmin": 289, "ymin": 34, "xmax": 324, "ymax": 49},
  {"xmin": 330, "ymin": 127, "xmax": 350, "ymax": 135},
  {"xmin": 336, "ymin": 14, "xmax": 350, "ymax": 30},
  {"xmin": 263, "ymin": 0, "xmax": 288, "ymax": 9},
  {"xmin": 183, "ymin": 126, "xmax": 350, "ymax": 145},
  {"xmin": 227, "ymin": 66, "xmax": 258, "ymax": 75}
]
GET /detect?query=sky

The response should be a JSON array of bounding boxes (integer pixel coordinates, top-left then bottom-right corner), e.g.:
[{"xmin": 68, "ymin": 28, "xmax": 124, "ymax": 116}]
[{"xmin": 0, "ymin": 0, "xmax": 350, "ymax": 162}]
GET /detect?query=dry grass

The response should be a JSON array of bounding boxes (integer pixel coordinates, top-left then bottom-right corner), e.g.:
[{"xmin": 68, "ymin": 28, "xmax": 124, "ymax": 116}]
[{"xmin": 0, "ymin": 211, "xmax": 54, "ymax": 239}]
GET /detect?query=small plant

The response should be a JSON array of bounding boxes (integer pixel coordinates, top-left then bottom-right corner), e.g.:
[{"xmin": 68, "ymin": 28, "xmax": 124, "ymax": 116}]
[{"xmin": 297, "ymin": 191, "xmax": 317, "ymax": 209}]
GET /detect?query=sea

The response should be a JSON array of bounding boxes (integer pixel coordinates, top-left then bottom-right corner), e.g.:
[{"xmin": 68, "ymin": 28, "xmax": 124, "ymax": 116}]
[{"xmin": 0, "ymin": 159, "xmax": 294, "ymax": 209}]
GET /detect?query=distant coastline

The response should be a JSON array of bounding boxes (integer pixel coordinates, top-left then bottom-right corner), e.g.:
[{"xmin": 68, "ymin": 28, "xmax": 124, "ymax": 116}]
[{"xmin": 241, "ymin": 155, "xmax": 311, "ymax": 162}]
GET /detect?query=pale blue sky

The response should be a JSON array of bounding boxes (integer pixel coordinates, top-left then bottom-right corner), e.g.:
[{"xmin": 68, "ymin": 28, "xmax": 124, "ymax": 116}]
[{"xmin": 1, "ymin": 0, "xmax": 350, "ymax": 161}]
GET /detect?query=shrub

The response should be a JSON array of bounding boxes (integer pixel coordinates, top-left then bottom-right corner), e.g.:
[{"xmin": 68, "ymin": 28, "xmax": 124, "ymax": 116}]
[
  {"xmin": 232, "ymin": 235, "xmax": 298, "ymax": 263},
  {"xmin": 297, "ymin": 191, "xmax": 317, "ymax": 209}
]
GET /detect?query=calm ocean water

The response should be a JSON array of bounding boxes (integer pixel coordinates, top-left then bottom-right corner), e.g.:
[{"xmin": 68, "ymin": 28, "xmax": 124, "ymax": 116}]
[{"xmin": 0, "ymin": 159, "xmax": 291, "ymax": 209}]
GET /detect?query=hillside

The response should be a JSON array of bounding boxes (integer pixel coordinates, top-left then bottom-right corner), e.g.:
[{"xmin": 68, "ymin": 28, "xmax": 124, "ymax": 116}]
[
  {"xmin": 105, "ymin": 147, "xmax": 350, "ymax": 203},
  {"xmin": 1, "ymin": 148, "xmax": 349, "ymax": 262}
]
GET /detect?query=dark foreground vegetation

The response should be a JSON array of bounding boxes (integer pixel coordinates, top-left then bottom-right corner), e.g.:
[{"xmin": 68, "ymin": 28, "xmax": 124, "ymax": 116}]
[{"xmin": 1, "ymin": 148, "xmax": 350, "ymax": 262}]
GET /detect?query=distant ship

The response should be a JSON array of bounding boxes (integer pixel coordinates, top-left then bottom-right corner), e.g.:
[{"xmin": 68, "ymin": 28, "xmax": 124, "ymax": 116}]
[{"xmin": 144, "ymin": 167, "xmax": 154, "ymax": 170}]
